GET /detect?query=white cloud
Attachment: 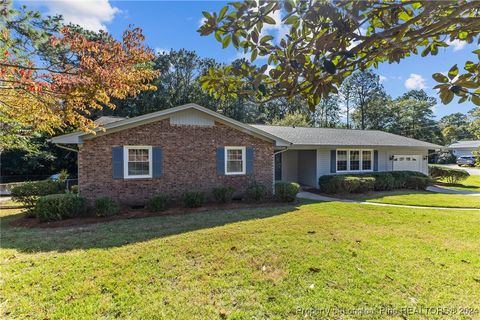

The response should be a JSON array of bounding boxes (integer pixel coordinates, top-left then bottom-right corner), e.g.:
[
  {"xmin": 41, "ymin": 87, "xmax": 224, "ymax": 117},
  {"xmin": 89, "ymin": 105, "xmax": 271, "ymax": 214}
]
[
  {"xmin": 37, "ymin": 0, "xmax": 119, "ymax": 31},
  {"xmin": 446, "ymin": 39, "xmax": 467, "ymax": 52},
  {"xmin": 379, "ymin": 75, "xmax": 387, "ymax": 83},
  {"xmin": 198, "ymin": 17, "xmax": 206, "ymax": 28},
  {"xmin": 404, "ymin": 73, "xmax": 427, "ymax": 90}
]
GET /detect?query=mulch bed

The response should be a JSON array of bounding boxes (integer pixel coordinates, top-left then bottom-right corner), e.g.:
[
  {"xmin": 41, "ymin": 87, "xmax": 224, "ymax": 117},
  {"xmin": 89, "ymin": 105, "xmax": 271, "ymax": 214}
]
[{"xmin": 9, "ymin": 201, "xmax": 296, "ymax": 229}]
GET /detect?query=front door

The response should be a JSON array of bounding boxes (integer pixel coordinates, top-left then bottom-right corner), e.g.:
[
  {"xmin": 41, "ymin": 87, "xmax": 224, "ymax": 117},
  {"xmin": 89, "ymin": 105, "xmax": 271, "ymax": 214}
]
[{"xmin": 274, "ymin": 153, "xmax": 282, "ymax": 181}]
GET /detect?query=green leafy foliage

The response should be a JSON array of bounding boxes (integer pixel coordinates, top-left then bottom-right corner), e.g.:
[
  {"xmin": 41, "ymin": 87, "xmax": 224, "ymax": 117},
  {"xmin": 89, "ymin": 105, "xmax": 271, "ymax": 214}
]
[
  {"xmin": 275, "ymin": 182, "xmax": 300, "ymax": 202},
  {"xmin": 95, "ymin": 197, "xmax": 120, "ymax": 217},
  {"xmin": 429, "ymin": 165, "xmax": 470, "ymax": 183},
  {"xmin": 212, "ymin": 186, "xmax": 236, "ymax": 204},
  {"xmin": 319, "ymin": 171, "xmax": 430, "ymax": 194},
  {"xmin": 11, "ymin": 180, "xmax": 65, "ymax": 214},
  {"xmin": 147, "ymin": 194, "xmax": 169, "ymax": 212},
  {"xmin": 246, "ymin": 183, "xmax": 267, "ymax": 202},
  {"xmin": 198, "ymin": 1, "xmax": 480, "ymax": 107},
  {"xmin": 182, "ymin": 191, "xmax": 205, "ymax": 208},
  {"xmin": 35, "ymin": 193, "xmax": 85, "ymax": 222}
]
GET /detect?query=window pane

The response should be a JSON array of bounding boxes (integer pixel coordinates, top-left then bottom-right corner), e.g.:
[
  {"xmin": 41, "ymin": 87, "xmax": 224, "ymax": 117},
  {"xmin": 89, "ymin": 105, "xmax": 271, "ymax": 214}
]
[
  {"xmin": 227, "ymin": 160, "xmax": 242, "ymax": 173},
  {"xmin": 350, "ymin": 150, "xmax": 360, "ymax": 171},
  {"xmin": 337, "ymin": 151, "xmax": 347, "ymax": 171},
  {"xmin": 362, "ymin": 151, "xmax": 372, "ymax": 170},
  {"xmin": 128, "ymin": 162, "xmax": 149, "ymax": 175},
  {"xmin": 226, "ymin": 148, "xmax": 244, "ymax": 173}
]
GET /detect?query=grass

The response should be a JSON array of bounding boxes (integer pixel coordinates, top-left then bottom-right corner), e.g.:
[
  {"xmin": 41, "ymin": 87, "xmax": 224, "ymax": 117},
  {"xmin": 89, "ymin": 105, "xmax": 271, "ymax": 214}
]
[
  {"xmin": 438, "ymin": 175, "xmax": 480, "ymax": 193},
  {"xmin": 1, "ymin": 202, "xmax": 480, "ymax": 319},
  {"xmin": 347, "ymin": 190, "xmax": 480, "ymax": 208}
]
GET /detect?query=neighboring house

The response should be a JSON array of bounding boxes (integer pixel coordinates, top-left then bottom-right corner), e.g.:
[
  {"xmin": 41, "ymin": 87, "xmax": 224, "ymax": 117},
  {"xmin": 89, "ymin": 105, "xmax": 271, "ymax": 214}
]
[
  {"xmin": 447, "ymin": 140, "xmax": 480, "ymax": 158},
  {"xmin": 52, "ymin": 103, "xmax": 441, "ymax": 204}
]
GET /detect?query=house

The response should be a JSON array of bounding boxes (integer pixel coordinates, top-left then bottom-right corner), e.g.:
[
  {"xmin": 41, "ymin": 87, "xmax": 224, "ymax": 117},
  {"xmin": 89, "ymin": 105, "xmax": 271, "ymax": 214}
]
[
  {"xmin": 447, "ymin": 140, "xmax": 480, "ymax": 158},
  {"xmin": 52, "ymin": 103, "xmax": 441, "ymax": 203}
]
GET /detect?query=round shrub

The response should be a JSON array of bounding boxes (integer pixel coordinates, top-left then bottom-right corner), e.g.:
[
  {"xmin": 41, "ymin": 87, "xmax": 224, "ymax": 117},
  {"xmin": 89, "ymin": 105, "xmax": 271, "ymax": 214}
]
[
  {"xmin": 429, "ymin": 165, "xmax": 469, "ymax": 183},
  {"xmin": 275, "ymin": 182, "xmax": 300, "ymax": 202},
  {"xmin": 35, "ymin": 193, "xmax": 85, "ymax": 222},
  {"xmin": 95, "ymin": 197, "xmax": 120, "ymax": 217},
  {"xmin": 70, "ymin": 185, "xmax": 79, "ymax": 194},
  {"xmin": 11, "ymin": 180, "xmax": 65, "ymax": 210},
  {"xmin": 182, "ymin": 191, "xmax": 205, "ymax": 208},
  {"xmin": 406, "ymin": 176, "xmax": 431, "ymax": 190},
  {"xmin": 212, "ymin": 186, "xmax": 235, "ymax": 204},
  {"xmin": 246, "ymin": 183, "xmax": 267, "ymax": 202},
  {"xmin": 148, "ymin": 194, "xmax": 169, "ymax": 212}
]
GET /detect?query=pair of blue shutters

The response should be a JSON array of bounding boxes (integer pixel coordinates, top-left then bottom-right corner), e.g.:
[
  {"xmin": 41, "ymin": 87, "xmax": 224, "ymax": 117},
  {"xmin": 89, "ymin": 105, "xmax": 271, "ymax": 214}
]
[
  {"xmin": 330, "ymin": 150, "xmax": 378, "ymax": 173},
  {"xmin": 113, "ymin": 146, "xmax": 254, "ymax": 178},
  {"xmin": 216, "ymin": 147, "xmax": 254, "ymax": 175},
  {"xmin": 112, "ymin": 147, "xmax": 162, "ymax": 179}
]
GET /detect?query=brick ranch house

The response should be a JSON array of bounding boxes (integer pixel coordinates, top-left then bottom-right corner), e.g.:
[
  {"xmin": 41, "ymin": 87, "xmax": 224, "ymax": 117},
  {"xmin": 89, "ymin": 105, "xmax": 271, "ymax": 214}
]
[{"xmin": 52, "ymin": 103, "xmax": 442, "ymax": 204}]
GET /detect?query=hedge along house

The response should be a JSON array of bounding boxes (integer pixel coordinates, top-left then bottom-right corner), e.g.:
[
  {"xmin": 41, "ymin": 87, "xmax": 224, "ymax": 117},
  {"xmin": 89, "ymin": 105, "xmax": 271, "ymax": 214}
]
[{"xmin": 52, "ymin": 103, "xmax": 441, "ymax": 203}]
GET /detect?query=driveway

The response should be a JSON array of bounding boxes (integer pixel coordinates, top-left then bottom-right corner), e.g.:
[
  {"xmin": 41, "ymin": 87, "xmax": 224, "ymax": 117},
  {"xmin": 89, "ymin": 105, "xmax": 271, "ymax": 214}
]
[{"xmin": 436, "ymin": 164, "xmax": 480, "ymax": 176}]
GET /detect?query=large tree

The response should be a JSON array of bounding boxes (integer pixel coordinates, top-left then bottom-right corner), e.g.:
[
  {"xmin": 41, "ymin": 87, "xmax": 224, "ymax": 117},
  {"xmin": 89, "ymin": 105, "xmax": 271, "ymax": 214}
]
[
  {"xmin": 388, "ymin": 90, "xmax": 442, "ymax": 143},
  {"xmin": 0, "ymin": 2, "xmax": 158, "ymax": 150},
  {"xmin": 198, "ymin": 1, "xmax": 480, "ymax": 108},
  {"xmin": 439, "ymin": 112, "xmax": 475, "ymax": 144}
]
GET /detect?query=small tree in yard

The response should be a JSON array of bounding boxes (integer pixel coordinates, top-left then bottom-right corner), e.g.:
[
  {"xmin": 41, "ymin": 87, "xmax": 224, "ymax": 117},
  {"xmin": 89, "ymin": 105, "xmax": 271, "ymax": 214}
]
[
  {"xmin": 474, "ymin": 147, "xmax": 480, "ymax": 167},
  {"xmin": 0, "ymin": 1, "xmax": 159, "ymax": 151}
]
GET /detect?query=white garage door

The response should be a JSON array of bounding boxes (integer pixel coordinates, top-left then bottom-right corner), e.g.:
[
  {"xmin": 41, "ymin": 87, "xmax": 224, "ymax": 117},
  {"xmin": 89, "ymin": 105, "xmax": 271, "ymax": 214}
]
[{"xmin": 393, "ymin": 155, "xmax": 421, "ymax": 172}]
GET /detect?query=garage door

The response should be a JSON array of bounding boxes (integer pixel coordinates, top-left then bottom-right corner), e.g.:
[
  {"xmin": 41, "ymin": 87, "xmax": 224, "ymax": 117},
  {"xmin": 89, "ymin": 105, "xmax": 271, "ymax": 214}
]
[{"xmin": 393, "ymin": 155, "xmax": 421, "ymax": 172}]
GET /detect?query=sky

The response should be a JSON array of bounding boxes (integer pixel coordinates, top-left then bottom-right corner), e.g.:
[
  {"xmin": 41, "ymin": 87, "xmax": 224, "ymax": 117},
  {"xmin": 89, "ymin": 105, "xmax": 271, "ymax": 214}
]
[{"xmin": 20, "ymin": 0, "xmax": 479, "ymax": 120}]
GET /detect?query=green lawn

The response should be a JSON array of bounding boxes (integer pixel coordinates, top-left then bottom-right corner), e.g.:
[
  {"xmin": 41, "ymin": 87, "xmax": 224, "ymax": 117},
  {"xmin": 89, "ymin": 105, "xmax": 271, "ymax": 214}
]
[
  {"xmin": 438, "ymin": 175, "xmax": 480, "ymax": 193},
  {"xmin": 351, "ymin": 190, "xmax": 480, "ymax": 209},
  {"xmin": 1, "ymin": 202, "xmax": 480, "ymax": 319}
]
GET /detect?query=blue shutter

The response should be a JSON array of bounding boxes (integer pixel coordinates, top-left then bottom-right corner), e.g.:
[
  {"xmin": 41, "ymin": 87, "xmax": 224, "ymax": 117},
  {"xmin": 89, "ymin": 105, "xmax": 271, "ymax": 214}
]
[
  {"xmin": 330, "ymin": 150, "xmax": 336, "ymax": 173},
  {"xmin": 216, "ymin": 147, "xmax": 225, "ymax": 175},
  {"xmin": 152, "ymin": 147, "xmax": 163, "ymax": 178},
  {"xmin": 373, "ymin": 150, "xmax": 379, "ymax": 172},
  {"xmin": 112, "ymin": 147, "xmax": 124, "ymax": 179},
  {"xmin": 246, "ymin": 147, "xmax": 254, "ymax": 174}
]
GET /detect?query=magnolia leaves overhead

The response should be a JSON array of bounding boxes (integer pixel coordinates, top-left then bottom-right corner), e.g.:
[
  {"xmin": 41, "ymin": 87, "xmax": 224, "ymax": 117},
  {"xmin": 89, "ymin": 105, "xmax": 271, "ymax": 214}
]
[{"xmin": 198, "ymin": 0, "xmax": 480, "ymax": 108}]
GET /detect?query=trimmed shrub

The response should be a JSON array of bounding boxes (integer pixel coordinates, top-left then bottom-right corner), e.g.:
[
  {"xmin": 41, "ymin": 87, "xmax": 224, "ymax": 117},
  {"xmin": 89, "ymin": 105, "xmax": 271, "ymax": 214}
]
[
  {"xmin": 212, "ymin": 187, "xmax": 235, "ymax": 204},
  {"xmin": 319, "ymin": 171, "xmax": 430, "ymax": 194},
  {"xmin": 70, "ymin": 185, "xmax": 79, "ymax": 194},
  {"xmin": 148, "ymin": 194, "xmax": 169, "ymax": 212},
  {"xmin": 182, "ymin": 191, "xmax": 205, "ymax": 208},
  {"xmin": 246, "ymin": 183, "xmax": 267, "ymax": 202},
  {"xmin": 35, "ymin": 193, "xmax": 85, "ymax": 222},
  {"xmin": 406, "ymin": 176, "xmax": 431, "ymax": 190},
  {"xmin": 11, "ymin": 180, "xmax": 65, "ymax": 216},
  {"xmin": 429, "ymin": 165, "xmax": 469, "ymax": 183},
  {"xmin": 95, "ymin": 197, "xmax": 120, "ymax": 217},
  {"xmin": 275, "ymin": 182, "xmax": 300, "ymax": 202}
]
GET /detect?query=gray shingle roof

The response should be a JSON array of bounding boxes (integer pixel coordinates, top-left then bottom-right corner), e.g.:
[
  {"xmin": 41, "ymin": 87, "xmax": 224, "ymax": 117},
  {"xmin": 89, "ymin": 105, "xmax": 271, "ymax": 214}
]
[
  {"xmin": 447, "ymin": 140, "xmax": 480, "ymax": 149},
  {"xmin": 94, "ymin": 116, "xmax": 126, "ymax": 126},
  {"xmin": 251, "ymin": 125, "xmax": 442, "ymax": 149}
]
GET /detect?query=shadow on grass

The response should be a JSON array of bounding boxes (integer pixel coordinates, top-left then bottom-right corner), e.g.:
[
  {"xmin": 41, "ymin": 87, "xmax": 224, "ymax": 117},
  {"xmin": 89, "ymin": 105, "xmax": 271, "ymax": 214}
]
[
  {"xmin": 336, "ymin": 189, "xmax": 430, "ymax": 201},
  {"xmin": 1, "ymin": 205, "xmax": 299, "ymax": 253}
]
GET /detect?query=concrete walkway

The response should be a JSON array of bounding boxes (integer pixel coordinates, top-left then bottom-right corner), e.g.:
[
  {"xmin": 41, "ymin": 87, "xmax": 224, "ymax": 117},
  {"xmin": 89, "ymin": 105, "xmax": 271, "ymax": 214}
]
[
  {"xmin": 297, "ymin": 191, "xmax": 480, "ymax": 211},
  {"xmin": 427, "ymin": 185, "xmax": 480, "ymax": 196}
]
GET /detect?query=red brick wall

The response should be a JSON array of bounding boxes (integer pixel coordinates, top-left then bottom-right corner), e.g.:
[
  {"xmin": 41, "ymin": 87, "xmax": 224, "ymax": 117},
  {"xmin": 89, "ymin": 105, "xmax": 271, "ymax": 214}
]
[{"xmin": 78, "ymin": 119, "xmax": 274, "ymax": 204}]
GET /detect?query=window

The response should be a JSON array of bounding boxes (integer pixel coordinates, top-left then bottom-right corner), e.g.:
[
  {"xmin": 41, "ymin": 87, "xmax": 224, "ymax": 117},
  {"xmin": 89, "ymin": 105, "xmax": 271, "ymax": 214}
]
[
  {"xmin": 337, "ymin": 149, "xmax": 373, "ymax": 172},
  {"xmin": 124, "ymin": 146, "xmax": 152, "ymax": 178},
  {"xmin": 362, "ymin": 150, "xmax": 372, "ymax": 170},
  {"xmin": 337, "ymin": 150, "xmax": 348, "ymax": 171},
  {"xmin": 225, "ymin": 147, "xmax": 246, "ymax": 175},
  {"xmin": 350, "ymin": 151, "xmax": 360, "ymax": 171}
]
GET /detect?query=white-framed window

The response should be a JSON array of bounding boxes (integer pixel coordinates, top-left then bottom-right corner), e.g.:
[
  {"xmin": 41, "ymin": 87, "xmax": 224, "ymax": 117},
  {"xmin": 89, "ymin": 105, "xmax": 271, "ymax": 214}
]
[
  {"xmin": 225, "ymin": 146, "xmax": 246, "ymax": 175},
  {"xmin": 336, "ymin": 149, "xmax": 373, "ymax": 172},
  {"xmin": 124, "ymin": 146, "xmax": 152, "ymax": 179}
]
